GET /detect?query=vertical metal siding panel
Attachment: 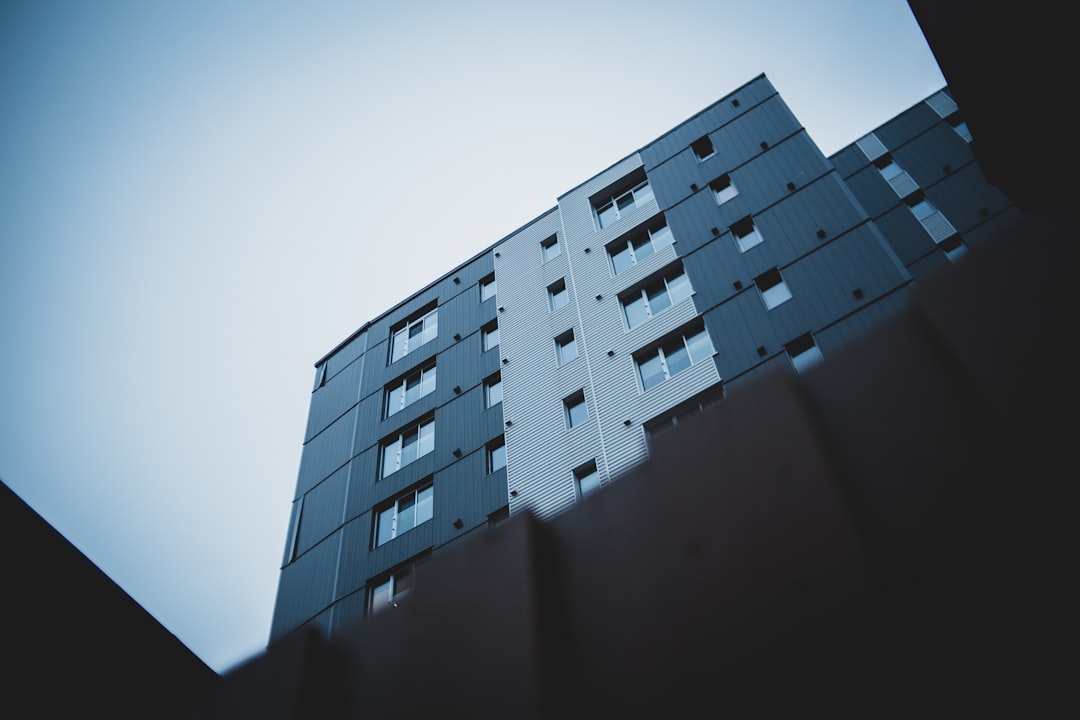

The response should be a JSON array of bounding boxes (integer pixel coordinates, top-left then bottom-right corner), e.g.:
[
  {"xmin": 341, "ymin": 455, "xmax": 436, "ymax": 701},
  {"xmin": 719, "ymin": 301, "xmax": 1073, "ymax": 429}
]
[
  {"xmin": 894, "ymin": 124, "xmax": 973, "ymax": 188},
  {"xmin": 296, "ymin": 407, "xmax": 357, "ymax": 496},
  {"xmin": 296, "ymin": 464, "xmax": 349, "ymax": 555},
  {"xmin": 928, "ymin": 163, "xmax": 1013, "ymax": 235},
  {"xmin": 874, "ymin": 100, "xmax": 941, "ymax": 150},
  {"xmin": 874, "ymin": 206, "xmax": 939, "ymax": 267},
  {"xmin": 268, "ymin": 531, "xmax": 341, "ymax": 643},
  {"xmin": 305, "ymin": 355, "xmax": 364, "ymax": 442},
  {"xmin": 324, "ymin": 330, "xmax": 367, "ymax": 378},
  {"xmin": 830, "ymin": 144, "xmax": 869, "ymax": 179},
  {"xmin": 844, "ymin": 167, "xmax": 902, "ymax": 218}
]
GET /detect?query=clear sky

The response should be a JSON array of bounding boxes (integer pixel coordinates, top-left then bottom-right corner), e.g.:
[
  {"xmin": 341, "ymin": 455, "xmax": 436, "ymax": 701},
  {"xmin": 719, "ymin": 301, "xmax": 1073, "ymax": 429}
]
[{"xmin": 0, "ymin": 0, "xmax": 945, "ymax": 674}]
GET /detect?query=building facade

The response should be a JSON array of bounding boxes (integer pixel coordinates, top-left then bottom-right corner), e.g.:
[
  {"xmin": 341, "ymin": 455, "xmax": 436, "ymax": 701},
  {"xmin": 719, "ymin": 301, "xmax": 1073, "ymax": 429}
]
[{"xmin": 268, "ymin": 73, "xmax": 1013, "ymax": 646}]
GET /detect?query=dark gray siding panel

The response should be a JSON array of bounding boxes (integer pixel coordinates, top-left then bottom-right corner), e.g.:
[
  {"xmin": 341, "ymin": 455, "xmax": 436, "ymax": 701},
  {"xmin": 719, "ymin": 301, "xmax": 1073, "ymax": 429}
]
[
  {"xmin": 296, "ymin": 464, "xmax": 348, "ymax": 556},
  {"xmin": 336, "ymin": 513, "xmax": 434, "ymax": 602},
  {"xmin": 268, "ymin": 531, "xmax": 340, "ymax": 643},
  {"xmin": 844, "ymin": 166, "xmax": 904, "ymax": 219},
  {"xmin": 874, "ymin": 205, "xmax": 939, "ymax": 267},
  {"xmin": 640, "ymin": 74, "xmax": 777, "ymax": 168},
  {"xmin": 329, "ymin": 588, "xmax": 365, "ymax": 635},
  {"xmin": 927, "ymin": 163, "xmax": 1014, "ymax": 235},
  {"xmin": 872, "ymin": 100, "xmax": 940, "ymax": 151},
  {"xmin": 322, "ymin": 330, "xmax": 367, "ymax": 380},
  {"xmin": 893, "ymin": 125, "xmax": 975, "ymax": 189},
  {"xmin": 305, "ymin": 355, "xmax": 364, "ymax": 442},
  {"xmin": 830, "ymin": 144, "xmax": 869, "ymax": 178},
  {"xmin": 296, "ymin": 407, "xmax": 357, "ymax": 496}
]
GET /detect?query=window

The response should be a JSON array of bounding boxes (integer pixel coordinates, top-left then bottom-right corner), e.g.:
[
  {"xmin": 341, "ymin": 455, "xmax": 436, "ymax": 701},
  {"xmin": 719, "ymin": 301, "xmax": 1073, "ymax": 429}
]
[
  {"xmin": 621, "ymin": 264, "xmax": 693, "ymax": 329},
  {"xmin": 482, "ymin": 321, "xmax": 500, "ymax": 352},
  {"xmin": 636, "ymin": 323, "xmax": 716, "ymax": 391},
  {"xmin": 381, "ymin": 418, "xmax": 435, "ymax": 478},
  {"xmin": 573, "ymin": 460, "xmax": 601, "ymax": 500},
  {"xmin": 548, "ymin": 278, "xmax": 569, "ymax": 311},
  {"xmin": 940, "ymin": 235, "xmax": 969, "ymax": 263},
  {"xmin": 368, "ymin": 553, "xmax": 429, "ymax": 617},
  {"xmin": 555, "ymin": 330, "xmax": 578, "ymax": 366},
  {"xmin": 563, "ymin": 390, "xmax": 587, "ymax": 429},
  {"xmin": 691, "ymin": 135, "xmax": 715, "ymax": 161},
  {"xmin": 904, "ymin": 192, "xmax": 957, "ymax": 243},
  {"xmin": 607, "ymin": 221, "xmax": 675, "ymax": 275},
  {"xmin": 386, "ymin": 362, "xmax": 437, "ymax": 417},
  {"xmin": 390, "ymin": 306, "xmax": 438, "ymax": 363},
  {"xmin": 874, "ymin": 154, "xmax": 919, "ymax": 197},
  {"xmin": 644, "ymin": 385, "xmax": 725, "ymax": 442},
  {"xmin": 595, "ymin": 180, "xmax": 654, "ymax": 229},
  {"xmin": 541, "ymin": 235, "xmax": 561, "ymax": 262},
  {"xmin": 948, "ymin": 116, "xmax": 972, "ymax": 143},
  {"xmin": 487, "ymin": 436, "xmax": 506, "ymax": 473},
  {"xmin": 480, "ymin": 274, "xmax": 497, "ymax": 302},
  {"xmin": 755, "ymin": 267, "xmax": 793, "ymax": 310},
  {"xmin": 484, "ymin": 373, "xmax": 503, "ymax": 408},
  {"xmin": 374, "ymin": 482, "xmax": 433, "ymax": 548},
  {"xmin": 785, "ymin": 333, "xmax": 824, "ymax": 374},
  {"xmin": 730, "ymin": 216, "xmax": 763, "ymax": 253},
  {"xmin": 710, "ymin": 174, "xmax": 738, "ymax": 205}
]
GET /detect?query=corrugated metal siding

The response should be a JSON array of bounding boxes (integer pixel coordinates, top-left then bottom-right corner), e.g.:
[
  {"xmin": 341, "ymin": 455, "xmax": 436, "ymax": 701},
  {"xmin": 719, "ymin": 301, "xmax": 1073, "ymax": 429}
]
[
  {"xmin": 926, "ymin": 163, "xmax": 1014, "ymax": 235},
  {"xmin": 296, "ymin": 464, "xmax": 349, "ymax": 556},
  {"xmin": 872, "ymin": 206, "xmax": 938, "ymax": 267},
  {"xmin": 829, "ymin": 144, "xmax": 870, "ymax": 178},
  {"xmin": 843, "ymin": 166, "xmax": 905, "ymax": 218},
  {"xmin": 295, "ymin": 407, "xmax": 357, "ymax": 497},
  {"xmin": 304, "ymin": 354, "xmax": 364, "ymax": 442},
  {"xmin": 268, "ymin": 530, "xmax": 341, "ymax": 643},
  {"xmin": 892, "ymin": 124, "xmax": 974, "ymax": 188},
  {"xmin": 872, "ymin": 101, "xmax": 940, "ymax": 150}
]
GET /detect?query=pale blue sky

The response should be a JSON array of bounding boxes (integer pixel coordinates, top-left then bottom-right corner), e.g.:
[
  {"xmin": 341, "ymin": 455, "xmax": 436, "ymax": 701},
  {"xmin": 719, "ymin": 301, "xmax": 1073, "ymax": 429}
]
[{"xmin": 0, "ymin": 0, "xmax": 945, "ymax": 674}]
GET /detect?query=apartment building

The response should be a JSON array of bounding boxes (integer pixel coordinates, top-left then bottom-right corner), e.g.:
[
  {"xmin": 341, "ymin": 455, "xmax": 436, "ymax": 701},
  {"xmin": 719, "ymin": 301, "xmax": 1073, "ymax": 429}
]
[{"xmin": 269, "ymin": 73, "xmax": 1011, "ymax": 646}]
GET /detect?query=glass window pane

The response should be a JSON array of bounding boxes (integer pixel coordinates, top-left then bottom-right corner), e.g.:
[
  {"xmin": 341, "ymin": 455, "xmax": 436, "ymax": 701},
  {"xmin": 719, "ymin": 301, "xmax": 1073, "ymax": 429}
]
[
  {"xmin": 371, "ymin": 579, "xmax": 392, "ymax": 614},
  {"xmin": 667, "ymin": 273, "xmax": 692, "ymax": 304},
  {"xmin": 415, "ymin": 485, "xmax": 433, "ymax": 525},
  {"xmin": 423, "ymin": 312, "xmax": 438, "ymax": 344},
  {"xmin": 616, "ymin": 192, "xmax": 635, "ymax": 214},
  {"xmin": 487, "ymin": 380, "xmax": 502, "ymax": 407},
  {"xmin": 567, "ymin": 398, "xmax": 587, "ymax": 428},
  {"xmin": 624, "ymin": 295, "xmax": 649, "ymax": 328},
  {"xmin": 397, "ymin": 494, "xmax": 416, "ymax": 533},
  {"xmin": 611, "ymin": 245, "xmax": 633, "ymax": 274},
  {"xmin": 382, "ymin": 441, "xmax": 400, "ymax": 477},
  {"xmin": 647, "ymin": 285, "xmax": 672, "ymax": 315},
  {"xmin": 422, "ymin": 366, "xmax": 436, "ymax": 396},
  {"xmin": 558, "ymin": 337, "xmax": 577, "ymax": 365},
  {"xmin": 685, "ymin": 329, "xmax": 715, "ymax": 363},
  {"xmin": 664, "ymin": 342, "xmax": 692, "ymax": 377},
  {"xmin": 634, "ymin": 182, "xmax": 654, "ymax": 206},
  {"xmin": 598, "ymin": 203, "xmax": 617, "ymax": 228},
  {"xmin": 388, "ymin": 384, "xmax": 405, "ymax": 415},
  {"xmin": 404, "ymin": 375, "xmax": 421, "ymax": 405},
  {"xmin": 639, "ymin": 354, "xmax": 665, "ymax": 391},
  {"xmin": 376, "ymin": 506, "xmax": 395, "ymax": 546},
  {"xmin": 633, "ymin": 234, "xmax": 655, "ymax": 263},
  {"xmin": 391, "ymin": 328, "xmax": 407, "ymax": 362},
  {"xmin": 490, "ymin": 444, "xmax": 506, "ymax": 472},
  {"xmin": 400, "ymin": 430, "xmax": 419, "ymax": 467},
  {"xmin": 578, "ymin": 469, "xmax": 601, "ymax": 497},
  {"xmin": 650, "ymin": 224, "xmax": 674, "ymax": 251},
  {"xmin": 418, "ymin": 421, "xmax": 435, "ymax": 457}
]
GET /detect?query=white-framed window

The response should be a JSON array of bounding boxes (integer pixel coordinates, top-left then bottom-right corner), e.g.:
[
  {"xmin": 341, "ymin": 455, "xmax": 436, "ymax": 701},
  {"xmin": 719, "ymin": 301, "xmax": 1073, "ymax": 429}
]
[
  {"xmin": 785, "ymin": 333, "xmax": 824, "ymax": 374},
  {"xmin": 573, "ymin": 460, "xmax": 601, "ymax": 500},
  {"xmin": 755, "ymin": 267, "xmax": 793, "ymax": 310},
  {"xmin": 710, "ymin": 174, "xmax": 738, "ymax": 204},
  {"xmin": 390, "ymin": 306, "xmax": 438, "ymax": 363},
  {"xmin": 607, "ymin": 221, "xmax": 675, "ymax": 275},
  {"xmin": 948, "ymin": 116, "xmax": 972, "ymax": 143},
  {"xmin": 482, "ymin": 321, "xmax": 500, "ymax": 352},
  {"xmin": 487, "ymin": 436, "xmax": 506, "ymax": 474},
  {"xmin": 621, "ymin": 264, "xmax": 693, "ymax": 329},
  {"xmin": 381, "ymin": 418, "xmax": 435, "ymax": 478},
  {"xmin": 731, "ymin": 216, "xmax": 763, "ymax": 253},
  {"xmin": 595, "ymin": 180, "xmax": 654, "ymax": 229},
  {"xmin": 940, "ymin": 235, "xmax": 969, "ymax": 263},
  {"xmin": 635, "ymin": 323, "xmax": 716, "ymax": 391},
  {"xmin": 541, "ymin": 235, "xmax": 561, "ymax": 262},
  {"xmin": 691, "ymin": 135, "xmax": 715, "ymax": 162},
  {"xmin": 373, "ymin": 482, "xmax": 433, "ymax": 548},
  {"xmin": 368, "ymin": 553, "xmax": 429, "ymax": 617},
  {"xmin": 385, "ymin": 362, "xmax": 436, "ymax": 417},
  {"xmin": 484, "ymin": 373, "xmax": 502, "ymax": 408},
  {"xmin": 563, "ymin": 390, "xmax": 587, "ymax": 429},
  {"xmin": 548, "ymin": 278, "xmax": 569, "ymax": 311},
  {"xmin": 555, "ymin": 330, "xmax": 578, "ymax": 366},
  {"xmin": 480, "ymin": 274, "xmax": 497, "ymax": 302}
]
